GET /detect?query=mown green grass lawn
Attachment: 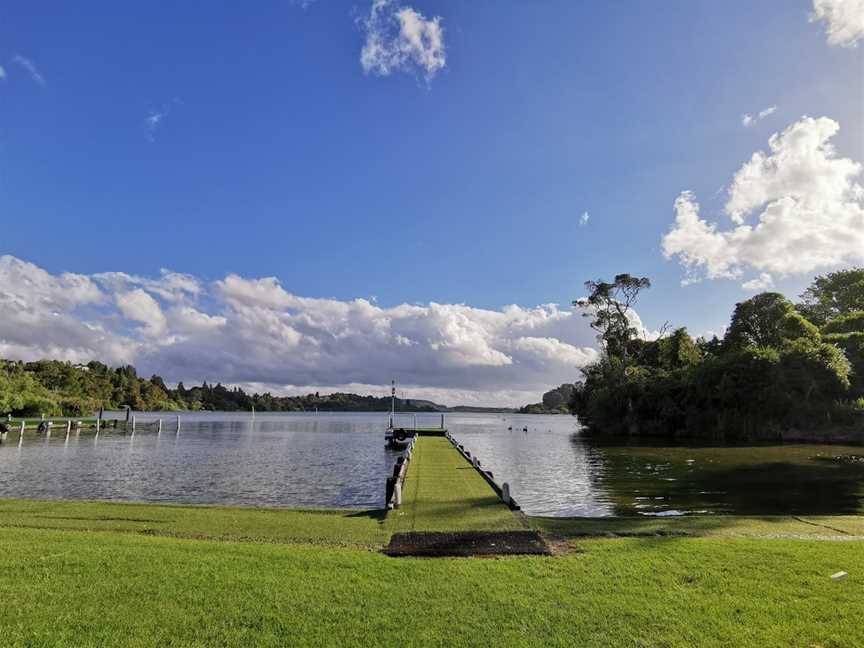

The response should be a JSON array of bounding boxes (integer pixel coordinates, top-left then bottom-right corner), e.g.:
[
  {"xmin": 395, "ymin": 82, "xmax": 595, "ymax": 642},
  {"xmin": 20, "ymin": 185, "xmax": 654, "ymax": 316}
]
[{"xmin": 0, "ymin": 498, "xmax": 861, "ymax": 647}]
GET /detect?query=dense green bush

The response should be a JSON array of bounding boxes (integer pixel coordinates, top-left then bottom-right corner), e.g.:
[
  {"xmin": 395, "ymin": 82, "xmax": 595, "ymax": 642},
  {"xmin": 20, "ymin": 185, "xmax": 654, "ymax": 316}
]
[{"xmin": 570, "ymin": 270, "xmax": 864, "ymax": 441}]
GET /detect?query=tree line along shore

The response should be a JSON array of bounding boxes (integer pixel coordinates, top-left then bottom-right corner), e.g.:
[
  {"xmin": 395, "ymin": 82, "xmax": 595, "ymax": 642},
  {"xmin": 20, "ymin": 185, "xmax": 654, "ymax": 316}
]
[{"xmin": 0, "ymin": 360, "xmax": 515, "ymax": 418}]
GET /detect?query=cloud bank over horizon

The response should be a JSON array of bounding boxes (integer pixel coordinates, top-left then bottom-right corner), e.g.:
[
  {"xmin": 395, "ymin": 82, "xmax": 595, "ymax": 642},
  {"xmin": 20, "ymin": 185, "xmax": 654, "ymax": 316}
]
[{"xmin": 0, "ymin": 255, "xmax": 602, "ymax": 407}]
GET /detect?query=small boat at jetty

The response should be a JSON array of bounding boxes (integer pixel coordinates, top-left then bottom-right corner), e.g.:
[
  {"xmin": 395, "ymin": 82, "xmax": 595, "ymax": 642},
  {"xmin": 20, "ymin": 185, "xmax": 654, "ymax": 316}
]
[
  {"xmin": 384, "ymin": 380, "xmax": 447, "ymax": 449},
  {"xmin": 385, "ymin": 380, "xmax": 413, "ymax": 449}
]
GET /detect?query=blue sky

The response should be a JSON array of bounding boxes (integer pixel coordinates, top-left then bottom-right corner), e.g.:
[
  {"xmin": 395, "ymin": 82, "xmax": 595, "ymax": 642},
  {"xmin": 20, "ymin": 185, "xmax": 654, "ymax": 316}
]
[{"xmin": 1, "ymin": 1, "xmax": 862, "ymax": 404}]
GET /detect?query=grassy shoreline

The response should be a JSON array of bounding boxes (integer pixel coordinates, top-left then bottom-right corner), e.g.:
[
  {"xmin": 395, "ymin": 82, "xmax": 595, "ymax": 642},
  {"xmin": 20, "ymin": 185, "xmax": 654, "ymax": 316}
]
[{"xmin": 0, "ymin": 497, "xmax": 861, "ymax": 646}]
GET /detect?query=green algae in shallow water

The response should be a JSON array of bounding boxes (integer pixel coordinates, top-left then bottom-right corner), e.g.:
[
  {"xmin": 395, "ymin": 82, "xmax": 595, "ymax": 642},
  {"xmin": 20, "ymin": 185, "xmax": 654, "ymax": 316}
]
[{"xmin": 584, "ymin": 440, "xmax": 864, "ymax": 516}]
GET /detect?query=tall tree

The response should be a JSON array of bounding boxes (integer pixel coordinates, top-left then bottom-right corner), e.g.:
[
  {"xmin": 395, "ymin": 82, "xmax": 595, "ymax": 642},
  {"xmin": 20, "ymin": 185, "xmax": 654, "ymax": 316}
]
[
  {"xmin": 574, "ymin": 274, "xmax": 651, "ymax": 364},
  {"xmin": 724, "ymin": 293, "xmax": 818, "ymax": 350},
  {"xmin": 798, "ymin": 268, "xmax": 864, "ymax": 326}
]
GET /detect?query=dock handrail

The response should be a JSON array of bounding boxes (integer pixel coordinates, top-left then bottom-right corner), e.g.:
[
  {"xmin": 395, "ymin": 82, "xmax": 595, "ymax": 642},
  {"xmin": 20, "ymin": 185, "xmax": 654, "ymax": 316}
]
[{"xmin": 387, "ymin": 412, "xmax": 446, "ymax": 431}]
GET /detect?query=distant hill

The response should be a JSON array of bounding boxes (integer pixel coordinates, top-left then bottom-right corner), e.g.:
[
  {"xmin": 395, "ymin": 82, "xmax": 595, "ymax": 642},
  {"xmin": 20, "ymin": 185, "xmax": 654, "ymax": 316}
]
[
  {"xmin": 519, "ymin": 384, "xmax": 575, "ymax": 414},
  {"xmin": 0, "ymin": 359, "xmax": 516, "ymax": 416}
]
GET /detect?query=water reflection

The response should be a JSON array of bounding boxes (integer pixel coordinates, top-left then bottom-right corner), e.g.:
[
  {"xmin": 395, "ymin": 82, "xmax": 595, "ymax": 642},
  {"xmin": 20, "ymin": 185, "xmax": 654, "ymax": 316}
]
[
  {"xmin": 0, "ymin": 413, "xmax": 402, "ymax": 509},
  {"xmin": 0, "ymin": 411, "xmax": 861, "ymax": 516},
  {"xmin": 580, "ymin": 439, "xmax": 864, "ymax": 516}
]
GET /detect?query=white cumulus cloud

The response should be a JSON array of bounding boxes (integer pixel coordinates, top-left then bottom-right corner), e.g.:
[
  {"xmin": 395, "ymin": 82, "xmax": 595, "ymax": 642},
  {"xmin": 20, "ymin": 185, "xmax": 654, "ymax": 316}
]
[
  {"xmin": 811, "ymin": 0, "xmax": 864, "ymax": 47},
  {"xmin": 662, "ymin": 116, "xmax": 864, "ymax": 288},
  {"xmin": 0, "ymin": 256, "xmax": 134, "ymax": 365},
  {"xmin": 360, "ymin": 0, "xmax": 446, "ymax": 81},
  {"xmin": 116, "ymin": 289, "xmax": 168, "ymax": 338},
  {"xmin": 741, "ymin": 273, "xmax": 775, "ymax": 291}
]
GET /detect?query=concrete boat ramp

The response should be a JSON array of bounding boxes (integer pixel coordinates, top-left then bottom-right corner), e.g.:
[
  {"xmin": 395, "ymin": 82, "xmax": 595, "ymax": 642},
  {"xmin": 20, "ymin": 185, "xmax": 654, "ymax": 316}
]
[{"xmin": 384, "ymin": 433, "xmax": 550, "ymax": 557}]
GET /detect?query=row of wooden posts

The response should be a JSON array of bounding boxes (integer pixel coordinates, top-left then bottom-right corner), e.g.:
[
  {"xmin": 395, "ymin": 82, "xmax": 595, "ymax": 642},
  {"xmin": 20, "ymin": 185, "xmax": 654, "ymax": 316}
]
[
  {"xmin": 385, "ymin": 435, "xmax": 417, "ymax": 509},
  {"xmin": 0, "ymin": 416, "xmax": 184, "ymax": 445}
]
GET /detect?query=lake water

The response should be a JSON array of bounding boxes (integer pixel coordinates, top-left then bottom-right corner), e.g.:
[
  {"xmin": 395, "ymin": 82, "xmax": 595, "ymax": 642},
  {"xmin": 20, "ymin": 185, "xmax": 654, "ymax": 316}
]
[{"xmin": 1, "ymin": 411, "xmax": 862, "ymax": 516}]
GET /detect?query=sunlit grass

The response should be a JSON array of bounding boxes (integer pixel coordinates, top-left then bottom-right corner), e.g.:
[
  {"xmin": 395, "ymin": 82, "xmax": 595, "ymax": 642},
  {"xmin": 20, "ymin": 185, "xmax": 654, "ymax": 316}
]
[
  {"xmin": 0, "ymin": 522, "xmax": 860, "ymax": 647},
  {"xmin": 0, "ymin": 498, "xmax": 388, "ymax": 548}
]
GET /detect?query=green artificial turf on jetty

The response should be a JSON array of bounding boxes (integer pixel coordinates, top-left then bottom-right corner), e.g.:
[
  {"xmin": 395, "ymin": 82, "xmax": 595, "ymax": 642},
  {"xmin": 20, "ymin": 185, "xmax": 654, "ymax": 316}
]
[{"xmin": 389, "ymin": 436, "xmax": 523, "ymax": 533}]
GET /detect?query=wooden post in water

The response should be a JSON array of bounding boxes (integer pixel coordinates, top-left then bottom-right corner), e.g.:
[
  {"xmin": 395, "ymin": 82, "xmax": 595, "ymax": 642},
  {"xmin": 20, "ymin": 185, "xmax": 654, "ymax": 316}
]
[
  {"xmin": 45, "ymin": 422, "xmax": 51, "ymax": 439},
  {"xmin": 394, "ymin": 480, "xmax": 402, "ymax": 507},
  {"xmin": 18, "ymin": 420, "xmax": 24, "ymax": 446},
  {"xmin": 157, "ymin": 418, "xmax": 162, "ymax": 434},
  {"xmin": 65, "ymin": 420, "xmax": 71, "ymax": 441},
  {"xmin": 501, "ymin": 482, "xmax": 511, "ymax": 506},
  {"xmin": 95, "ymin": 417, "xmax": 100, "ymax": 434},
  {"xmin": 176, "ymin": 416, "xmax": 181, "ymax": 433},
  {"xmin": 131, "ymin": 416, "xmax": 136, "ymax": 438}
]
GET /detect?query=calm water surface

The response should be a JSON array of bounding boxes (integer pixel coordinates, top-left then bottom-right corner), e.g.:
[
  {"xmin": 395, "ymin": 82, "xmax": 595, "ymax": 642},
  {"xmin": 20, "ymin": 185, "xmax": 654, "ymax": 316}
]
[{"xmin": 1, "ymin": 411, "xmax": 862, "ymax": 516}]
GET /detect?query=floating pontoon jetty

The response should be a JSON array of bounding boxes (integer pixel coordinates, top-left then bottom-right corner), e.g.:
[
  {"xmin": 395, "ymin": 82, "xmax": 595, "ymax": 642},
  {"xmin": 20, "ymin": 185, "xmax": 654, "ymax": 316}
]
[{"xmin": 384, "ymin": 430, "xmax": 549, "ymax": 556}]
